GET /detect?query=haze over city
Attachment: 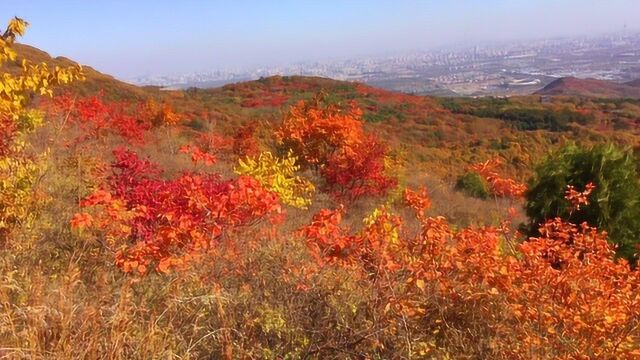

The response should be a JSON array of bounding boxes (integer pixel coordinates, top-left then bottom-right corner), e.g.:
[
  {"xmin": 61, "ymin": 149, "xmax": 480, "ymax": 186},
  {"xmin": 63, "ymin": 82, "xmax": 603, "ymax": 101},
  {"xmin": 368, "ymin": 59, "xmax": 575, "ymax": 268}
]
[{"xmin": 4, "ymin": 0, "xmax": 640, "ymax": 79}]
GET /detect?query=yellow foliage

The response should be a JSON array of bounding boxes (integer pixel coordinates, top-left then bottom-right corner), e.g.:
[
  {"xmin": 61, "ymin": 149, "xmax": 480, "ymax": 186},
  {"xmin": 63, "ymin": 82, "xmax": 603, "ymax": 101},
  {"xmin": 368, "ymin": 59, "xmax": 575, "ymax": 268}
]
[
  {"xmin": 0, "ymin": 18, "xmax": 82, "ymax": 239},
  {"xmin": 1, "ymin": 18, "xmax": 84, "ymax": 121},
  {"xmin": 0, "ymin": 148, "xmax": 42, "ymax": 237},
  {"xmin": 382, "ymin": 149, "xmax": 407, "ymax": 202},
  {"xmin": 235, "ymin": 150, "xmax": 315, "ymax": 209}
]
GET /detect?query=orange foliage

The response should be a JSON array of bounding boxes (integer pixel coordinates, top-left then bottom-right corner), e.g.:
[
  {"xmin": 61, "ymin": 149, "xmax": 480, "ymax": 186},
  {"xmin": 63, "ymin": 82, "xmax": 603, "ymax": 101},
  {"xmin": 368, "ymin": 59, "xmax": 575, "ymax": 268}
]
[
  {"xmin": 275, "ymin": 96, "xmax": 364, "ymax": 167},
  {"xmin": 504, "ymin": 218, "xmax": 640, "ymax": 358},
  {"xmin": 277, "ymin": 95, "xmax": 396, "ymax": 200},
  {"xmin": 299, "ymin": 186, "xmax": 640, "ymax": 358},
  {"xmin": 403, "ymin": 186, "xmax": 431, "ymax": 219},
  {"xmin": 299, "ymin": 204, "xmax": 402, "ymax": 274},
  {"xmin": 471, "ymin": 158, "xmax": 527, "ymax": 198},
  {"xmin": 178, "ymin": 144, "xmax": 217, "ymax": 166},
  {"xmin": 136, "ymin": 99, "xmax": 182, "ymax": 126},
  {"xmin": 564, "ymin": 181, "xmax": 596, "ymax": 211}
]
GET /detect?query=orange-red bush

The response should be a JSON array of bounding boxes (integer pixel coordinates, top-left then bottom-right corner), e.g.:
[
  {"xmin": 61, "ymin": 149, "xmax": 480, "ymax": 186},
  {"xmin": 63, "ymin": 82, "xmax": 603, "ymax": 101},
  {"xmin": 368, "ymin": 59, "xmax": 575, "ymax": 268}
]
[
  {"xmin": 322, "ymin": 136, "xmax": 396, "ymax": 201},
  {"xmin": 299, "ymin": 186, "xmax": 640, "ymax": 358},
  {"xmin": 276, "ymin": 97, "xmax": 364, "ymax": 167},
  {"xmin": 74, "ymin": 147, "xmax": 282, "ymax": 274}
]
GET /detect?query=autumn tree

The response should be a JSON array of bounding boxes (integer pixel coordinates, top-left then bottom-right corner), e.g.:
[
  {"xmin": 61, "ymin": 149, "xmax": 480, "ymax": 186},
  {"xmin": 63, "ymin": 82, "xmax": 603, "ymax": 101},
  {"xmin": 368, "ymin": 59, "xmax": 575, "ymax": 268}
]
[
  {"xmin": 0, "ymin": 17, "xmax": 83, "ymax": 239},
  {"xmin": 322, "ymin": 136, "xmax": 397, "ymax": 201}
]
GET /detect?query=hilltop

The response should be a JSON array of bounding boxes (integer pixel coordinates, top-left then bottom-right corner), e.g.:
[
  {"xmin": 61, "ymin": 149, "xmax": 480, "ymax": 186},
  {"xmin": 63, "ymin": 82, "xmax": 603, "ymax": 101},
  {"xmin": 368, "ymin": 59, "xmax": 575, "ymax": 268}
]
[
  {"xmin": 535, "ymin": 76, "xmax": 640, "ymax": 99},
  {"xmin": 7, "ymin": 43, "xmax": 154, "ymax": 100}
]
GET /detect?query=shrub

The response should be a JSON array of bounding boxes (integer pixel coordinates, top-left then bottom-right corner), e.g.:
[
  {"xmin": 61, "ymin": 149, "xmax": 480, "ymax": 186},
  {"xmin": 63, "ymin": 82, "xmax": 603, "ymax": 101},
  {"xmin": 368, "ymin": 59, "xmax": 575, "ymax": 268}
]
[
  {"xmin": 0, "ymin": 18, "xmax": 82, "ymax": 239},
  {"xmin": 321, "ymin": 136, "xmax": 397, "ymax": 201},
  {"xmin": 235, "ymin": 150, "xmax": 315, "ymax": 209},
  {"xmin": 275, "ymin": 94, "xmax": 363, "ymax": 168},
  {"xmin": 455, "ymin": 172, "xmax": 490, "ymax": 199},
  {"xmin": 276, "ymin": 94, "xmax": 396, "ymax": 201},
  {"xmin": 525, "ymin": 143, "xmax": 640, "ymax": 260},
  {"xmin": 75, "ymin": 148, "xmax": 282, "ymax": 274}
]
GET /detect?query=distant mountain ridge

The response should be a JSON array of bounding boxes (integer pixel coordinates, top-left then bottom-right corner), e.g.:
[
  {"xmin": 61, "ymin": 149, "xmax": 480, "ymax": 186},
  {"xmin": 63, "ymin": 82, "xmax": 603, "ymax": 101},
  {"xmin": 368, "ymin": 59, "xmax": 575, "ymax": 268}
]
[
  {"xmin": 10, "ymin": 42, "xmax": 640, "ymax": 103},
  {"xmin": 535, "ymin": 77, "xmax": 640, "ymax": 99}
]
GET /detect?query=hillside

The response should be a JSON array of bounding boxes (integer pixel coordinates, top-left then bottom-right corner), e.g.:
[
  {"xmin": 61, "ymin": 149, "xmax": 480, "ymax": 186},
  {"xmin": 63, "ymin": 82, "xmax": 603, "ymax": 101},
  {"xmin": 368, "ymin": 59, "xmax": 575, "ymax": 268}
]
[
  {"xmin": 7, "ymin": 43, "xmax": 154, "ymax": 100},
  {"xmin": 535, "ymin": 76, "xmax": 640, "ymax": 98},
  {"xmin": 3, "ymin": 20, "xmax": 640, "ymax": 358},
  {"xmin": 8, "ymin": 41, "xmax": 640, "ymax": 181},
  {"xmin": 162, "ymin": 75, "xmax": 640, "ymax": 180},
  {"xmin": 6, "ymin": 42, "xmax": 640, "ymax": 209}
]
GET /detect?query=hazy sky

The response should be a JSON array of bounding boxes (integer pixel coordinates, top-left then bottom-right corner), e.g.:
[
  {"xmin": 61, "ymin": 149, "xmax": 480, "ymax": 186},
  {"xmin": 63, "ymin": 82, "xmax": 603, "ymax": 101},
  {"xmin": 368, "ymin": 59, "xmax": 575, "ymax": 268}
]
[{"xmin": 3, "ymin": 0, "xmax": 639, "ymax": 79}]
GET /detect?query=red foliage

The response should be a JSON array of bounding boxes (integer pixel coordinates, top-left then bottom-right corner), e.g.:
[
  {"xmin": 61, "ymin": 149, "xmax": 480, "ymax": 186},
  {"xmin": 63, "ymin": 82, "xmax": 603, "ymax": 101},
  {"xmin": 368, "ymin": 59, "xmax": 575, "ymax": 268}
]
[
  {"xmin": 0, "ymin": 116, "xmax": 16, "ymax": 156},
  {"xmin": 51, "ymin": 93, "xmax": 151, "ymax": 144},
  {"xmin": 75, "ymin": 148, "xmax": 282, "ymax": 274},
  {"xmin": 322, "ymin": 136, "xmax": 396, "ymax": 201},
  {"xmin": 233, "ymin": 123, "xmax": 260, "ymax": 157}
]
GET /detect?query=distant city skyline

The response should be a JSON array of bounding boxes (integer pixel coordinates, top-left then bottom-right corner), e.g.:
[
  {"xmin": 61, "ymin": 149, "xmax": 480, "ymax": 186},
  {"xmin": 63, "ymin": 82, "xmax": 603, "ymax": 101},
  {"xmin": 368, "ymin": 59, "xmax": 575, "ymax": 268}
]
[{"xmin": 4, "ymin": 0, "xmax": 640, "ymax": 79}]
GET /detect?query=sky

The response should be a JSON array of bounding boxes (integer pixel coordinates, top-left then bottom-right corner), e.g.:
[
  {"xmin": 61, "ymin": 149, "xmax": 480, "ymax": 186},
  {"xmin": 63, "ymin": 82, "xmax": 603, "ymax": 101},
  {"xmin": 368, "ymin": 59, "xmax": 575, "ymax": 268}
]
[{"xmin": 3, "ymin": 0, "xmax": 640, "ymax": 79}]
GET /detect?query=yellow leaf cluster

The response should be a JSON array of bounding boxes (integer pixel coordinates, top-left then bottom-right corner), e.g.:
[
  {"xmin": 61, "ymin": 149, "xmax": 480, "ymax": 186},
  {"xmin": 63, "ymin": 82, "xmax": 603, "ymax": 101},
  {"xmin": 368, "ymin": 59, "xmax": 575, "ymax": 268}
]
[
  {"xmin": 235, "ymin": 150, "xmax": 315, "ymax": 209},
  {"xmin": 0, "ymin": 149, "xmax": 42, "ymax": 237},
  {"xmin": 0, "ymin": 17, "xmax": 82, "ymax": 238},
  {"xmin": 1, "ymin": 17, "xmax": 84, "ymax": 121}
]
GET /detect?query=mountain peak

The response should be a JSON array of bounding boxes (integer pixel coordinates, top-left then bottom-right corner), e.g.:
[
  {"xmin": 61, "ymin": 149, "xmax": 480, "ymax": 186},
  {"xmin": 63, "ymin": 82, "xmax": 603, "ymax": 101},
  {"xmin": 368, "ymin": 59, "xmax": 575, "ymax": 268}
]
[{"xmin": 536, "ymin": 77, "xmax": 640, "ymax": 99}]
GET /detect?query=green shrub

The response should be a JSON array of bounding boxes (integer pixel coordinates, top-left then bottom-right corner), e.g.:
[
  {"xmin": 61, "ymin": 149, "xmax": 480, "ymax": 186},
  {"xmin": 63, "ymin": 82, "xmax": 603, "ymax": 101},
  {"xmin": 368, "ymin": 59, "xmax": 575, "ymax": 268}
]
[
  {"xmin": 456, "ymin": 172, "xmax": 491, "ymax": 199},
  {"xmin": 525, "ymin": 144, "xmax": 640, "ymax": 261}
]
